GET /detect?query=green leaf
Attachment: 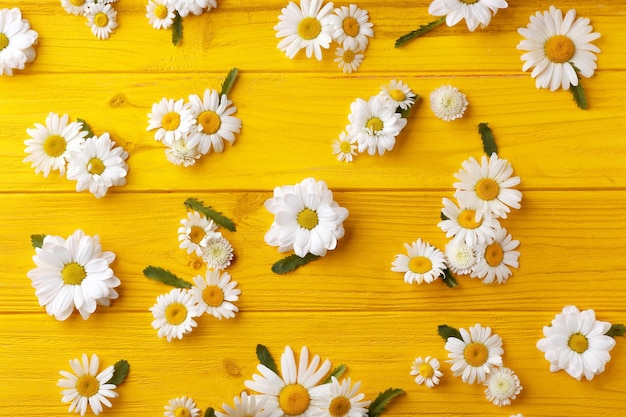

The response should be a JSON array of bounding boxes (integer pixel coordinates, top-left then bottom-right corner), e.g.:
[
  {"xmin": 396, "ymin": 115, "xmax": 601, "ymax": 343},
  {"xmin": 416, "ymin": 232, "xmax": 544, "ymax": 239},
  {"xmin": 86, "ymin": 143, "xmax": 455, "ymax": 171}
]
[
  {"xmin": 172, "ymin": 12, "xmax": 183, "ymax": 46},
  {"xmin": 397, "ymin": 95, "xmax": 419, "ymax": 119},
  {"xmin": 394, "ymin": 17, "xmax": 446, "ymax": 48},
  {"xmin": 570, "ymin": 64, "xmax": 588, "ymax": 110},
  {"xmin": 204, "ymin": 408, "xmax": 216, "ymax": 417},
  {"xmin": 271, "ymin": 253, "xmax": 321, "ymax": 274},
  {"xmin": 31, "ymin": 234, "xmax": 46, "ymax": 249},
  {"xmin": 441, "ymin": 268, "xmax": 458, "ymax": 288},
  {"xmin": 367, "ymin": 388, "xmax": 405, "ymax": 417},
  {"xmin": 440, "ymin": 211, "xmax": 449, "ymax": 221},
  {"xmin": 324, "ymin": 364, "xmax": 347, "ymax": 383},
  {"xmin": 106, "ymin": 360, "xmax": 130, "ymax": 386},
  {"xmin": 143, "ymin": 266, "xmax": 192, "ymax": 288},
  {"xmin": 77, "ymin": 118, "xmax": 96, "ymax": 138},
  {"xmin": 438, "ymin": 324, "xmax": 462, "ymax": 341},
  {"xmin": 478, "ymin": 123, "xmax": 498, "ymax": 156},
  {"xmin": 220, "ymin": 68, "xmax": 239, "ymax": 96},
  {"xmin": 184, "ymin": 197, "xmax": 236, "ymax": 232},
  {"xmin": 606, "ymin": 324, "xmax": 626, "ymax": 338},
  {"xmin": 256, "ymin": 344, "xmax": 279, "ymax": 374}
]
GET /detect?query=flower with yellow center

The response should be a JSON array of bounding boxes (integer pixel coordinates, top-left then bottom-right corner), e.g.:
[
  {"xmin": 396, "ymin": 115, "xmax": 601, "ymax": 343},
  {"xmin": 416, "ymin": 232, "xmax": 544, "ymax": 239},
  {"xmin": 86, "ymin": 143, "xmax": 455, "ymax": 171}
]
[
  {"xmin": 274, "ymin": 0, "xmax": 334, "ymax": 60},
  {"xmin": 334, "ymin": 46, "xmax": 364, "ymax": 74},
  {"xmin": 178, "ymin": 210, "xmax": 220, "ymax": 256},
  {"xmin": 332, "ymin": 131, "xmax": 358, "ymax": 162},
  {"xmin": 428, "ymin": 0, "xmax": 508, "ymax": 32},
  {"xmin": 216, "ymin": 392, "xmax": 283, "ymax": 417},
  {"xmin": 189, "ymin": 270, "xmax": 240, "ymax": 319},
  {"xmin": 147, "ymin": 97, "xmax": 196, "ymax": 146},
  {"xmin": 517, "ymin": 6, "xmax": 601, "ymax": 92},
  {"xmin": 0, "ymin": 7, "xmax": 38, "ymax": 76},
  {"xmin": 85, "ymin": 3, "xmax": 118, "ymax": 40},
  {"xmin": 471, "ymin": 226, "xmax": 520, "ymax": 284},
  {"xmin": 165, "ymin": 396, "xmax": 201, "ymax": 417},
  {"xmin": 61, "ymin": 0, "xmax": 94, "ymax": 15},
  {"xmin": 310, "ymin": 376, "xmax": 371, "ymax": 417},
  {"xmin": 445, "ymin": 324, "xmax": 503, "ymax": 384},
  {"xmin": 379, "ymin": 79, "xmax": 416, "ymax": 111},
  {"xmin": 410, "ymin": 356, "xmax": 443, "ymax": 388},
  {"xmin": 188, "ymin": 89, "xmax": 242, "ymax": 154},
  {"xmin": 484, "ymin": 366, "xmax": 522, "ymax": 407},
  {"xmin": 146, "ymin": 0, "xmax": 175, "ymax": 29},
  {"xmin": 328, "ymin": 4, "xmax": 374, "ymax": 52},
  {"xmin": 150, "ymin": 288, "xmax": 203, "ymax": 341},
  {"xmin": 391, "ymin": 238, "xmax": 447, "ymax": 285},
  {"xmin": 438, "ymin": 197, "xmax": 499, "ymax": 247}
]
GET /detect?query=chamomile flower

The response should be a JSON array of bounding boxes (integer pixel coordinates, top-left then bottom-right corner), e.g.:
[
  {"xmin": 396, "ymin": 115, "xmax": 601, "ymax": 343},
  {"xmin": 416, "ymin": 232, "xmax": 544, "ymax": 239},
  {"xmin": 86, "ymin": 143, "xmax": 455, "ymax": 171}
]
[
  {"xmin": 200, "ymin": 234, "xmax": 234, "ymax": 270},
  {"xmin": 165, "ymin": 396, "xmax": 200, "ymax": 417},
  {"xmin": 26, "ymin": 229, "xmax": 120, "ymax": 321},
  {"xmin": 438, "ymin": 198, "xmax": 499, "ymax": 247},
  {"xmin": 0, "ymin": 7, "xmax": 38, "ymax": 76},
  {"xmin": 379, "ymin": 79, "xmax": 416, "ymax": 111},
  {"xmin": 85, "ymin": 3, "xmax": 118, "ymax": 40},
  {"xmin": 536, "ymin": 305, "xmax": 616, "ymax": 381},
  {"xmin": 444, "ymin": 240, "xmax": 479, "ymax": 275},
  {"xmin": 328, "ymin": 4, "xmax": 373, "ymax": 52},
  {"xmin": 170, "ymin": 0, "xmax": 216, "ymax": 18},
  {"xmin": 428, "ymin": 0, "xmax": 508, "ymax": 32},
  {"xmin": 429, "ymin": 85, "xmax": 468, "ymax": 121},
  {"xmin": 150, "ymin": 288, "xmax": 203, "ymax": 341},
  {"xmin": 445, "ymin": 324, "xmax": 504, "ymax": 384},
  {"xmin": 274, "ymin": 0, "xmax": 334, "ymax": 61},
  {"xmin": 146, "ymin": 0, "xmax": 175, "ymax": 29},
  {"xmin": 189, "ymin": 270, "xmax": 240, "ymax": 319},
  {"xmin": 264, "ymin": 177, "xmax": 349, "ymax": 257},
  {"xmin": 453, "ymin": 154, "xmax": 522, "ymax": 220},
  {"xmin": 188, "ymin": 89, "xmax": 242, "ymax": 154},
  {"xmin": 61, "ymin": 0, "xmax": 95, "ymax": 16},
  {"xmin": 216, "ymin": 392, "xmax": 283, "ymax": 417},
  {"xmin": 471, "ymin": 227, "xmax": 520, "ymax": 284},
  {"xmin": 178, "ymin": 211, "xmax": 220, "ymax": 256},
  {"xmin": 484, "ymin": 366, "xmax": 522, "ymax": 407},
  {"xmin": 310, "ymin": 376, "xmax": 371, "ymax": 417},
  {"xmin": 391, "ymin": 239, "xmax": 446, "ymax": 284},
  {"xmin": 66, "ymin": 132, "xmax": 129, "ymax": 198},
  {"xmin": 24, "ymin": 112, "xmax": 87, "ymax": 177},
  {"xmin": 164, "ymin": 136, "xmax": 202, "ymax": 167},
  {"xmin": 334, "ymin": 46, "xmax": 363, "ymax": 74},
  {"xmin": 332, "ymin": 131, "xmax": 357, "ymax": 162},
  {"xmin": 244, "ymin": 345, "xmax": 332, "ymax": 417},
  {"xmin": 147, "ymin": 97, "xmax": 196, "ymax": 147},
  {"xmin": 410, "ymin": 356, "xmax": 443, "ymax": 388},
  {"xmin": 57, "ymin": 353, "xmax": 117, "ymax": 416},
  {"xmin": 517, "ymin": 6, "xmax": 601, "ymax": 92}
]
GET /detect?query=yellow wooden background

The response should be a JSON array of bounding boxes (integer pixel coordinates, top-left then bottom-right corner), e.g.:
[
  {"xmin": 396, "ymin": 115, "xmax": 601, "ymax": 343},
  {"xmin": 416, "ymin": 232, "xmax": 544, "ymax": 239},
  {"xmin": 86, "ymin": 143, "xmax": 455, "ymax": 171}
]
[{"xmin": 1, "ymin": 1, "xmax": 626, "ymax": 416}]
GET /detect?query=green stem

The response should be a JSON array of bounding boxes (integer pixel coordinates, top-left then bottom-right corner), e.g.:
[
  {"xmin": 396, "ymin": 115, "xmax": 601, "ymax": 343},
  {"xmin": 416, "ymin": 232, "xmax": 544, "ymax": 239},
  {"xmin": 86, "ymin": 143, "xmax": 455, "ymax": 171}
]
[{"xmin": 395, "ymin": 16, "xmax": 446, "ymax": 48}]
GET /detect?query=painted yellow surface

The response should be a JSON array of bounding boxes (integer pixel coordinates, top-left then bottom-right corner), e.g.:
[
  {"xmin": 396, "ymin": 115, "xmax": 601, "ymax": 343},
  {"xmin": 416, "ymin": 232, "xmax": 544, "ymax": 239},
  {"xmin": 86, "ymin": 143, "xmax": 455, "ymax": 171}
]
[{"xmin": 1, "ymin": 1, "xmax": 626, "ymax": 416}]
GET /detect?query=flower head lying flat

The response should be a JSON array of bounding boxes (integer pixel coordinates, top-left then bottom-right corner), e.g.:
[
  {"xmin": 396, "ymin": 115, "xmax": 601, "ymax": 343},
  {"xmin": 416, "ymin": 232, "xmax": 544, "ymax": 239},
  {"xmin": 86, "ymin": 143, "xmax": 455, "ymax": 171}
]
[
  {"xmin": 430, "ymin": 85, "xmax": 468, "ymax": 122},
  {"xmin": 329, "ymin": 4, "xmax": 373, "ymax": 52},
  {"xmin": 471, "ymin": 227, "xmax": 520, "ymax": 284},
  {"xmin": 310, "ymin": 376, "xmax": 371, "ymax": 417},
  {"xmin": 165, "ymin": 396, "xmax": 200, "ymax": 417},
  {"xmin": 438, "ymin": 197, "xmax": 499, "ymax": 247},
  {"xmin": 0, "ymin": 7, "xmax": 38, "ymax": 75},
  {"xmin": 332, "ymin": 131, "xmax": 358, "ymax": 162},
  {"xmin": 445, "ymin": 323, "xmax": 504, "ymax": 384},
  {"xmin": 428, "ymin": 0, "xmax": 508, "ymax": 32},
  {"xmin": 178, "ymin": 211, "xmax": 220, "ymax": 256},
  {"xmin": 216, "ymin": 392, "xmax": 282, "ymax": 417},
  {"xmin": 150, "ymin": 287, "xmax": 203, "ymax": 342},
  {"xmin": 410, "ymin": 356, "xmax": 443, "ymax": 388},
  {"xmin": 391, "ymin": 239, "xmax": 446, "ymax": 285},
  {"xmin": 146, "ymin": 0, "xmax": 176, "ymax": 29},
  {"xmin": 61, "ymin": 1, "xmax": 119, "ymax": 40},
  {"xmin": 484, "ymin": 366, "xmax": 522, "ymax": 407},
  {"xmin": 335, "ymin": 46, "xmax": 364, "ymax": 74},
  {"xmin": 189, "ymin": 270, "xmax": 240, "ymax": 319}
]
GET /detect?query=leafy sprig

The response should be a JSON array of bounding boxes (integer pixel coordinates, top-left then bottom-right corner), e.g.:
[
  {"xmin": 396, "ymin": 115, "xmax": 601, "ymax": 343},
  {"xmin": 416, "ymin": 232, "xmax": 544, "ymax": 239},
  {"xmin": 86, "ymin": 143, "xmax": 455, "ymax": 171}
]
[
  {"xmin": 106, "ymin": 360, "xmax": 130, "ymax": 386},
  {"xmin": 323, "ymin": 364, "xmax": 347, "ymax": 383},
  {"xmin": 204, "ymin": 407, "xmax": 216, "ymax": 417},
  {"xmin": 77, "ymin": 118, "xmax": 96, "ymax": 138},
  {"xmin": 256, "ymin": 344, "xmax": 279, "ymax": 374},
  {"xmin": 570, "ymin": 64, "xmax": 587, "ymax": 110},
  {"xmin": 220, "ymin": 68, "xmax": 239, "ymax": 96},
  {"xmin": 366, "ymin": 388, "xmax": 405, "ymax": 417},
  {"xmin": 438, "ymin": 324, "xmax": 462, "ymax": 341},
  {"xmin": 271, "ymin": 253, "xmax": 321, "ymax": 274},
  {"xmin": 478, "ymin": 123, "xmax": 498, "ymax": 156},
  {"xmin": 184, "ymin": 198, "xmax": 236, "ymax": 232},
  {"xmin": 143, "ymin": 266, "xmax": 192, "ymax": 288},
  {"xmin": 606, "ymin": 324, "xmax": 626, "ymax": 338},
  {"xmin": 394, "ymin": 17, "xmax": 446, "ymax": 48},
  {"xmin": 31, "ymin": 234, "xmax": 46, "ymax": 249},
  {"xmin": 441, "ymin": 268, "xmax": 459, "ymax": 288},
  {"xmin": 172, "ymin": 12, "xmax": 183, "ymax": 45}
]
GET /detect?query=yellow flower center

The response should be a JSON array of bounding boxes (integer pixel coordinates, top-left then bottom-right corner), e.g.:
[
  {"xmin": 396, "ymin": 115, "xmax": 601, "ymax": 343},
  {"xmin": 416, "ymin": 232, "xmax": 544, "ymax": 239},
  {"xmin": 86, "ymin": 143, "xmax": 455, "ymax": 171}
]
[
  {"xmin": 154, "ymin": 4, "xmax": 169, "ymax": 19},
  {"xmin": 339, "ymin": 140, "xmax": 352, "ymax": 153},
  {"xmin": 279, "ymin": 383, "xmax": 310, "ymax": 416},
  {"xmin": 175, "ymin": 407, "xmax": 191, "ymax": 417},
  {"xmin": 463, "ymin": 342, "xmax": 489, "ymax": 367},
  {"xmin": 298, "ymin": 17, "xmax": 321, "ymax": 40},
  {"xmin": 61, "ymin": 263, "xmax": 87, "ymax": 285},
  {"xmin": 484, "ymin": 242, "xmax": 504, "ymax": 267},
  {"xmin": 76, "ymin": 374, "xmax": 99, "ymax": 397},
  {"xmin": 389, "ymin": 89, "xmax": 406, "ymax": 101},
  {"xmin": 342, "ymin": 16, "xmax": 360, "ymax": 37},
  {"xmin": 189, "ymin": 226, "xmax": 206, "ymax": 244},
  {"xmin": 202, "ymin": 285, "xmax": 224, "ymax": 307},
  {"xmin": 297, "ymin": 208, "xmax": 319, "ymax": 230},
  {"xmin": 70, "ymin": 0, "xmax": 85, "ymax": 5},
  {"xmin": 0, "ymin": 33, "xmax": 8, "ymax": 51},
  {"xmin": 43, "ymin": 134, "xmax": 67, "ymax": 157},
  {"xmin": 94, "ymin": 12, "xmax": 109, "ymax": 28},
  {"xmin": 165, "ymin": 302, "xmax": 188, "ymax": 325},
  {"xmin": 475, "ymin": 178, "xmax": 500, "ymax": 201},
  {"xmin": 87, "ymin": 157, "xmax": 105, "ymax": 175},
  {"xmin": 366, "ymin": 117, "xmax": 383, "ymax": 133},
  {"xmin": 342, "ymin": 49, "xmax": 355, "ymax": 64},
  {"xmin": 408, "ymin": 256, "xmax": 432, "ymax": 274},
  {"xmin": 544, "ymin": 35, "xmax": 576, "ymax": 64},
  {"xmin": 457, "ymin": 209, "xmax": 482, "ymax": 229},
  {"xmin": 568, "ymin": 333, "xmax": 589, "ymax": 354},
  {"xmin": 460, "ymin": 0, "xmax": 479, "ymax": 4},
  {"xmin": 329, "ymin": 396, "xmax": 351, "ymax": 417},
  {"xmin": 161, "ymin": 111, "xmax": 181, "ymax": 131},
  {"xmin": 419, "ymin": 363, "xmax": 435, "ymax": 378},
  {"xmin": 198, "ymin": 110, "xmax": 221, "ymax": 135}
]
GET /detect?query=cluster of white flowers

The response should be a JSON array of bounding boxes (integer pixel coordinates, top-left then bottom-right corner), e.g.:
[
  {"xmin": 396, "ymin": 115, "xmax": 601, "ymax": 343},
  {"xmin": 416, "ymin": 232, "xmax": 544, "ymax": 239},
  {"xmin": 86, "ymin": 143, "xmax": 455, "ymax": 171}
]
[
  {"xmin": 61, "ymin": 0, "xmax": 119, "ymax": 40},
  {"xmin": 275, "ymin": 0, "xmax": 374, "ymax": 73},
  {"xmin": 178, "ymin": 210, "xmax": 235, "ymax": 270},
  {"xmin": 146, "ymin": 0, "xmax": 217, "ymax": 29},
  {"xmin": 24, "ymin": 112, "xmax": 129, "ymax": 198},
  {"xmin": 0, "ymin": 8, "xmax": 38, "ymax": 76}
]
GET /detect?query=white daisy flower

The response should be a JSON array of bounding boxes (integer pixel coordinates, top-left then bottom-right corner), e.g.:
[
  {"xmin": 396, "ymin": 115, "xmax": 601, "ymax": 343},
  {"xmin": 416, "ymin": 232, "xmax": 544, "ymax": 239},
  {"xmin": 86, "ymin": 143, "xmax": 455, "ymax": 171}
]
[
  {"xmin": 328, "ymin": 4, "xmax": 373, "ymax": 52},
  {"xmin": 189, "ymin": 270, "xmax": 240, "ymax": 319},
  {"xmin": 165, "ymin": 136, "xmax": 202, "ymax": 167},
  {"xmin": 200, "ymin": 234, "xmax": 234, "ymax": 270},
  {"xmin": 57, "ymin": 353, "xmax": 117, "ymax": 416},
  {"xmin": 445, "ymin": 324, "xmax": 504, "ymax": 384},
  {"xmin": 274, "ymin": 0, "xmax": 334, "ymax": 61},
  {"xmin": 165, "ymin": 396, "xmax": 201, "ymax": 417},
  {"xmin": 310, "ymin": 376, "xmax": 371, "ymax": 417},
  {"xmin": 517, "ymin": 6, "xmax": 601, "ymax": 92},
  {"xmin": 264, "ymin": 177, "xmax": 349, "ymax": 257},
  {"xmin": 332, "ymin": 131, "xmax": 357, "ymax": 162},
  {"xmin": 429, "ymin": 85, "xmax": 468, "ymax": 121},
  {"xmin": 484, "ymin": 366, "xmax": 522, "ymax": 407},
  {"xmin": 347, "ymin": 95, "xmax": 407, "ymax": 156},
  {"xmin": 24, "ymin": 112, "xmax": 87, "ymax": 177},
  {"xmin": 66, "ymin": 132, "xmax": 129, "ymax": 199},
  {"xmin": 178, "ymin": 211, "xmax": 220, "ymax": 256},
  {"xmin": 188, "ymin": 89, "xmax": 242, "ymax": 154},
  {"xmin": 27, "ymin": 229, "xmax": 120, "ymax": 321},
  {"xmin": 334, "ymin": 46, "xmax": 363, "ymax": 74},
  {"xmin": 536, "ymin": 305, "xmax": 616, "ymax": 381},
  {"xmin": 147, "ymin": 97, "xmax": 197, "ymax": 147},
  {"xmin": 217, "ymin": 392, "xmax": 283, "ymax": 417},
  {"xmin": 146, "ymin": 0, "xmax": 175, "ymax": 29},
  {"xmin": 438, "ymin": 197, "xmax": 499, "ymax": 247},
  {"xmin": 410, "ymin": 356, "xmax": 443, "ymax": 388},
  {"xmin": 444, "ymin": 240, "xmax": 479, "ymax": 276},
  {"xmin": 170, "ymin": 0, "xmax": 216, "ymax": 18},
  {"xmin": 150, "ymin": 288, "xmax": 203, "ymax": 341},
  {"xmin": 0, "ymin": 7, "xmax": 38, "ymax": 76},
  {"xmin": 379, "ymin": 79, "xmax": 416, "ymax": 111},
  {"xmin": 244, "ymin": 345, "xmax": 332, "ymax": 417},
  {"xmin": 471, "ymin": 226, "xmax": 520, "ymax": 284},
  {"xmin": 85, "ymin": 3, "xmax": 118, "ymax": 40},
  {"xmin": 428, "ymin": 0, "xmax": 508, "ymax": 32},
  {"xmin": 453, "ymin": 154, "xmax": 522, "ymax": 220},
  {"xmin": 61, "ymin": 0, "xmax": 95, "ymax": 16},
  {"xmin": 391, "ymin": 239, "xmax": 446, "ymax": 284}
]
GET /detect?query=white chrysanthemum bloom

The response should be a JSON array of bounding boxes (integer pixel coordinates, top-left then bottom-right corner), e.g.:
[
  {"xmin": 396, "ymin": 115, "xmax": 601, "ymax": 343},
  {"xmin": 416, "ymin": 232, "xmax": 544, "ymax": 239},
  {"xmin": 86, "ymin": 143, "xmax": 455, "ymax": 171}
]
[
  {"xmin": 200, "ymin": 234, "xmax": 234, "ymax": 270},
  {"xmin": 334, "ymin": 46, "xmax": 363, "ymax": 74},
  {"xmin": 188, "ymin": 89, "xmax": 242, "ymax": 154},
  {"xmin": 517, "ymin": 6, "xmax": 601, "ymax": 92},
  {"xmin": 245, "ymin": 345, "xmax": 332, "ymax": 417},
  {"xmin": 328, "ymin": 4, "xmax": 373, "ymax": 52},
  {"xmin": 178, "ymin": 211, "xmax": 220, "ymax": 256},
  {"xmin": 165, "ymin": 396, "xmax": 201, "ymax": 417},
  {"xmin": 66, "ymin": 132, "xmax": 129, "ymax": 199},
  {"xmin": 0, "ymin": 7, "xmax": 38, "ymax": 76},
  {"xmin": 347, "ymin": 95, "xmax": 407, "ymax": 156},
  {"xmin": 217, "ymin": 392, "xmax": 283, "ymax": 417},
  {"xmin": 170, "ymin": 0, "xmax": 216, "ymax": 18},
  {"xmin": 27, "ymin": 230, "xmax": 120, "ymax": 321},
  {"xmin": 24, "ymin": 112, "xmax": 87, "ymax": 177},
  {"xmin": 410, "ymin": 356, "xmax": 443, "ymax": 388},
  {"xmin": 58, "ymin": 353, "xmax": 117, "ymax": 416},
  {"xmin": 536, "ymin": 305, "xmax": 616, "ymax": 381},
  {"xmin": 264, "ymin": 177, "xmax": 349, "ymax": 257},
  {"xmin": 274, "ymin": 0, "xmax": 334, "ymax": 61},
  {"xmin": 484, "ymin": 366, "xmax": 522, "ymax": 407},
  {"xmin": 429, "ymin": 85, "xmax": 468, "ymax": 122},
  {"xmin": 165, "ymin": 136, "xmax": 202, "ymax": 167},
  {"xmin": 189, "ymin": 270, "xmax": 240, "ymax": 319},
  {"xmin": 147, "ymin": 97, "xmax": 197, "ymax": 147},
  {"xmin": 471, "ymin": 226, "xmax": 520, "ymax": 284},
  {"xmin": 438, "ymin": 198, "xmax": 499, "ymax": 247},
  {"xmin": 428, "ymin": 0, "xmax": 508, "ymax": 32},
  {"xmin": 332, "ymin": 131, "xmax": 357, "ymax": 162},
  {"xmin": 61, "ymin": 0, "xmax": 95, "ymax": 16},
  {"xmin": 85, "ymin": 3, "xmax": 118, "ymax": 40},
  {"xmin": 453, "ymin": 154, "xmax": 522, "ymax": 220},
  {"xmin": 310, "ymin": 376, "xmax": 371, "ymax": 417},
  {"xmin": 150, "ymin": 288, "xmax": 203, "ymax": 341},
  {"xmin": 444, "ymin": 240, "xmax": 479, "ymax": 275},
  {"xmin": 146, "ymin": 0, "xmax": 175, "ymax": 29},
  {"xmin": 445, "ymin": 324, "xmax": 504, "ymax": 384},
  {"xmin": 379, "ymin": 79, "xmax": 416, "ymax": 111},
  {"xmin": 391, "ymin": 239, "xmax": 446, "ymax": 284}
]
